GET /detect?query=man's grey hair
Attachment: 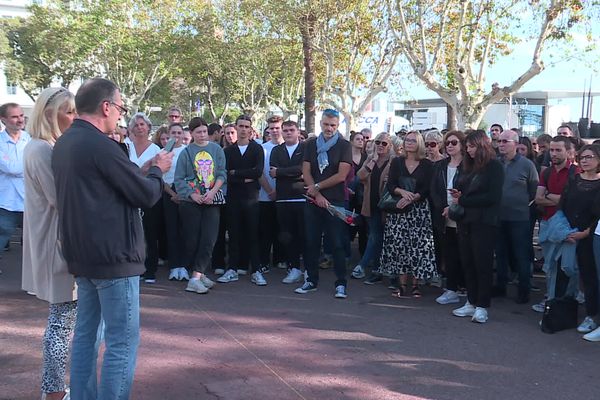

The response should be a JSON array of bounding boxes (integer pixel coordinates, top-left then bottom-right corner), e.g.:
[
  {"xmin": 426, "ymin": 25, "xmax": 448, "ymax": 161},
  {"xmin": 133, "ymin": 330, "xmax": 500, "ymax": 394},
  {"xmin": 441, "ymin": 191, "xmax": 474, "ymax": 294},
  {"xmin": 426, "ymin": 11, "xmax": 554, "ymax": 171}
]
[{"xmin": 128, "ymin": 112, "xmax": 152, "ymax": 133}]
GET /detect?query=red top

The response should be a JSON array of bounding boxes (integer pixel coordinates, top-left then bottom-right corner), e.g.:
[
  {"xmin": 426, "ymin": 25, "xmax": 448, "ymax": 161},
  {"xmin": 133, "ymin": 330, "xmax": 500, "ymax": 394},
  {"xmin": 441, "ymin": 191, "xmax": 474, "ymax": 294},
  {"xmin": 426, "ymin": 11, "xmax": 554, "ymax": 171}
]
[{"xmin": 538, "ymin": 161, "xmax": 581, "ymax": 220}]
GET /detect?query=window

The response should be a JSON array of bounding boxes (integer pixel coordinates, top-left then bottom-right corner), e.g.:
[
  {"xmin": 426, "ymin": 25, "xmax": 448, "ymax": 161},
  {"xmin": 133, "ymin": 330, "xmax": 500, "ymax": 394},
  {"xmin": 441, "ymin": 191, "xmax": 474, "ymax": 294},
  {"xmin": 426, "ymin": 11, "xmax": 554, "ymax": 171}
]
[{"xmin": 6, "ymin": 82, "xmax": 17, "ymax": 95}]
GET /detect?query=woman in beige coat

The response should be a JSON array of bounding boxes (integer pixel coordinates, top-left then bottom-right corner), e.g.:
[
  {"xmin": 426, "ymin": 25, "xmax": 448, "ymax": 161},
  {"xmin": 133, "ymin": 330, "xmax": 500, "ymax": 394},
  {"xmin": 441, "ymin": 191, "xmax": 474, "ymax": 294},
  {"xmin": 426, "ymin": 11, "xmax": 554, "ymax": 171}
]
[{"xmin": 21, "ymin": 87, "xmax": 76, "ymax": 400}]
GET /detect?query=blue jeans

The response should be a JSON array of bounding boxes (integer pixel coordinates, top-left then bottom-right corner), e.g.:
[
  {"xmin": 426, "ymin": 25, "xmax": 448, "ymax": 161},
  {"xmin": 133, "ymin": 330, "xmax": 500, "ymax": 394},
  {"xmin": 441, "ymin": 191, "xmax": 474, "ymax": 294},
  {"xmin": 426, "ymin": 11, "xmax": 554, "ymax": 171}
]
[
  {"xmin": 358, "ymin": 209, "xmax": 383, "ymax": 269},
  {"xmin": 71, "ymin": 277, "xmax": 140, "ymax": 400},
  {"xmin": 304, "ymin": 202, "xmax": 348, "ymax": 287},
  {"xmin": 495, "ymin": 220, "xmax": 532, "ymax": 293},
  {"xmin": 0, "ymin": 207, "xmax": 22, "ymax": 250}
]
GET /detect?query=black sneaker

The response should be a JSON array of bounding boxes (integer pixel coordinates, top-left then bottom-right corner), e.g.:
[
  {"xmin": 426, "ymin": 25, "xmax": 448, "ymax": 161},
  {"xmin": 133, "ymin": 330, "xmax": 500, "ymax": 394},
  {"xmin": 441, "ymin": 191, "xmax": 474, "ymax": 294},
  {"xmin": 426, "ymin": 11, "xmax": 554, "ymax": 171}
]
[
  {"xmin": 363, "ymin": 274, "xmax": 382, "ymax": 285},
  {"xmin": 295, "ymin": 281, "xmax": 317, "ymax": 294}
]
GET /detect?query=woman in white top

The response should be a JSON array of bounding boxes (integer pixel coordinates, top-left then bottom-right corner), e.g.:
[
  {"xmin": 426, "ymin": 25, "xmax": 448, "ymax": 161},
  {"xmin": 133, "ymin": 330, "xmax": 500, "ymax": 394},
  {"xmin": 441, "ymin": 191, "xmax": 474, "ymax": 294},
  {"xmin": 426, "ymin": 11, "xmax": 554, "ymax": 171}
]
[
  {"xmin": 21, "ymin": 87, "xmax": 76, "ymax": 400},
  {"xmin": 128, "ymin": 113, "xmax": 162, "ymax": 283}
]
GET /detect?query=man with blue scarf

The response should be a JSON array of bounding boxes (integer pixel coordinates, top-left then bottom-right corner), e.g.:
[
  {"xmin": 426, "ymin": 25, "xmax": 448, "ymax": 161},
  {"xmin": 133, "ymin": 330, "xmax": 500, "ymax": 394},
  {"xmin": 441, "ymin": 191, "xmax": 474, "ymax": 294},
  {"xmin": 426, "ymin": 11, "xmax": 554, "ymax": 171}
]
[{"xmin": 295, "ymin": 109, "xmax": 352, "ymax": 298}]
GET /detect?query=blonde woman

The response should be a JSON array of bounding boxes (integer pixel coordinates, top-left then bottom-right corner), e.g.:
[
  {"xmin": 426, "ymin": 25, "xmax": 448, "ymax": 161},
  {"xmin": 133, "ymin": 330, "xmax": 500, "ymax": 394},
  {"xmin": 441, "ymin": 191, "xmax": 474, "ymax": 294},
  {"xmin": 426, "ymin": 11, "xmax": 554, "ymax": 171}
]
[
  {"xmin": 21, "ymin": 87, "xmax": 77, "ymax": 400},
  {"xmin": 378, "ymin": 131, "xmax": 437, "ymax": 297}
]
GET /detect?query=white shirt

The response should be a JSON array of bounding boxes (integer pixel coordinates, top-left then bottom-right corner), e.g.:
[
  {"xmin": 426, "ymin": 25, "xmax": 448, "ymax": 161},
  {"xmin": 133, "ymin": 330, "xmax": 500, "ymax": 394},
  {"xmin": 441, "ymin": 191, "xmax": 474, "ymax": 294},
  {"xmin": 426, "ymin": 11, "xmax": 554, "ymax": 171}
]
[
  {"xmin": 286, "ymin": 143, "xmax": 299, "ymax": 158},
  {"xmin": 128, "ymin": 141, "xmax": 161, "ymax": 168},
  {"xmin": 595, "ymin": 222, "xmax": 600, "ymax": 236},
  {"xmin": 238, "ymin": 144, "xmax": 248, "ymax": 156},
  {"xmin": 446, "ymin": 165, "xmax": 458, "ymax": 228},
  {"xmin": 0, "ymin": 130, "xmax": 31, "ymax": 211},
  {"xmin": 259, "ymin": 141, "xmax": 279, "ymax": 202},
  {"xmin": 163, "ymin": 145, "xmax": 186, "ymax": 185}
]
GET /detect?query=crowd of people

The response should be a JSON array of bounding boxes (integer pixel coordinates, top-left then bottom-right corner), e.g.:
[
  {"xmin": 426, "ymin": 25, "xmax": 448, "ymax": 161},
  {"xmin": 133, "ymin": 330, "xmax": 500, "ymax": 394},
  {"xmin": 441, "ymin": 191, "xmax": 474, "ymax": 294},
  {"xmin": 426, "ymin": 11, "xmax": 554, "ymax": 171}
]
[{"xmin": 1, "ymin": 78, "xmax": 600, "ymax": 399}]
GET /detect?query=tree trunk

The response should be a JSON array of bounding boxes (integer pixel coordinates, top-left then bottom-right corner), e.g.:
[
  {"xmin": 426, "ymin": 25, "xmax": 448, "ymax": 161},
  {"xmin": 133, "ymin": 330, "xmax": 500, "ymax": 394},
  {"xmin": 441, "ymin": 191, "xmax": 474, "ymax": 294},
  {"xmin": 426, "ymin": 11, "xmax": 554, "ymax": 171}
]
[
  {"xmin": 446, "ymin": 102, "xmax": 457, "ymax": 131},
  {"xmin": 299, "ymin": 14, "xmax": 316, "ymax": 135}
]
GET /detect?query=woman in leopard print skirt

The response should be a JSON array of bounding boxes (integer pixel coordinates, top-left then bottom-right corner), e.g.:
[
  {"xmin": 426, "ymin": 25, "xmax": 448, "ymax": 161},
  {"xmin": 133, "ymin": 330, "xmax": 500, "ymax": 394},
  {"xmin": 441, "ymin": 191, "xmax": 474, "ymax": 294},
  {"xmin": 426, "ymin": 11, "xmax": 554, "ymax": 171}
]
[
  {"xmin": 21, "ymin": 87, "xmax": 77, "ymax": 400},
  {"xmin": 378, "ymin": 131, "xmax": 437, "ymax": 297}
]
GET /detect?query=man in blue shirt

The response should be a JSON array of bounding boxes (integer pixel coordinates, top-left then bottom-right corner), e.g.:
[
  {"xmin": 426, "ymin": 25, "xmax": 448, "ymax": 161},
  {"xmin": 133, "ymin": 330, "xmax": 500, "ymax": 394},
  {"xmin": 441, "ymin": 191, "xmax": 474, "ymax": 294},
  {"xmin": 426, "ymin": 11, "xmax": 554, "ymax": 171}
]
[{"xmin": 0, "ymin": 102, "xmax": 30, "ymax": 271}]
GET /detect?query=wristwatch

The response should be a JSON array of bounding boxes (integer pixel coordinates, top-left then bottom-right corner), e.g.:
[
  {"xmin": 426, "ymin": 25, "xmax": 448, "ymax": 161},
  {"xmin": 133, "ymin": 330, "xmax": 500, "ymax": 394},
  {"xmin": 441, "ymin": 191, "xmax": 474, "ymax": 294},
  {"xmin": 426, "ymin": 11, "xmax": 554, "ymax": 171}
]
[{"xmin": 314, "ymin": 183, "xmax": 321, "ymax": 191}]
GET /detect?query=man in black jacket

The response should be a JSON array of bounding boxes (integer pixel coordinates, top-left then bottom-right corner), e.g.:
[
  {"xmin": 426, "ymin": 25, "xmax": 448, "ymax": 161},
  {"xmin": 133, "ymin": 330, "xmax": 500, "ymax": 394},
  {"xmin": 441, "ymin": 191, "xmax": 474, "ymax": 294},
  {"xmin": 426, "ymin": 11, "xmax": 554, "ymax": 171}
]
[
  {"xmin": 270, "ymin": 120, "xmax": 306, "ymax": 284},
  {"xmin": 52, "ymin": 78, "xmax": 172, "ymax": 399},
  {"xmin": 218, "ymin": 115, "xmax": 265, "ymax": 285}
]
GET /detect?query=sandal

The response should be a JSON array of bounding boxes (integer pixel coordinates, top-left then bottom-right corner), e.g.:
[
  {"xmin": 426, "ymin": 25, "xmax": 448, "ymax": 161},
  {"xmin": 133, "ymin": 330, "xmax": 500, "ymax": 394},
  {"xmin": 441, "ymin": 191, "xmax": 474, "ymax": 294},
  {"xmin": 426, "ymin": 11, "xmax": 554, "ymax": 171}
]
[
  {"xmin": 392, "ymin": 284, "xmax": 408, "ymax": 298},
  {"xmin": 412, "ymin": 285, "xmax": 422, "ymax": 298}
]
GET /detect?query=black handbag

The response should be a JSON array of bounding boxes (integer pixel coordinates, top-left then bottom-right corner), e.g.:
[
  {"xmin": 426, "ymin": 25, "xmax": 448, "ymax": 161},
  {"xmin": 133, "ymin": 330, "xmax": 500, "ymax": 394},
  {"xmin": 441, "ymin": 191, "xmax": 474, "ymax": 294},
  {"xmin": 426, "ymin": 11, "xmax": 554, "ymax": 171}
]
[
  {"xmin": 377, "ymin": 189, "xmax": 401, "ymax": 213},
  {"xmin": 448, "ymin": 203, "xmax": 465, "ymax": 221},
  {"xmin": 540, "ymin": 296, "xmax": 578, "ymax": 334}
]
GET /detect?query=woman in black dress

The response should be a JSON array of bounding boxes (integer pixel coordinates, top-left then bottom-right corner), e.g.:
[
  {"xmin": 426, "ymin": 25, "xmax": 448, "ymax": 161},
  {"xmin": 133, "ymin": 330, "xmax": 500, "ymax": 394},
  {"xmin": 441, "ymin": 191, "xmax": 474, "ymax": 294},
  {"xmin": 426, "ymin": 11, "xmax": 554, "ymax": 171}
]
[{"xmin": 559, "ymin": 145, "xmax": 600, "ymax": 338}]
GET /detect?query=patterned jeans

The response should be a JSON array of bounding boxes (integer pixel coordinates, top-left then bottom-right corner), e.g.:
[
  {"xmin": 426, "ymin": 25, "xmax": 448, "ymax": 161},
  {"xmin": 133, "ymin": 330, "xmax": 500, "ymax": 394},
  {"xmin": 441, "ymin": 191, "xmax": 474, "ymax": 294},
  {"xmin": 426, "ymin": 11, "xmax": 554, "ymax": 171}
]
[{"xmin": 42, "ymin": 301, "xmax": 77, "ymax": 393}]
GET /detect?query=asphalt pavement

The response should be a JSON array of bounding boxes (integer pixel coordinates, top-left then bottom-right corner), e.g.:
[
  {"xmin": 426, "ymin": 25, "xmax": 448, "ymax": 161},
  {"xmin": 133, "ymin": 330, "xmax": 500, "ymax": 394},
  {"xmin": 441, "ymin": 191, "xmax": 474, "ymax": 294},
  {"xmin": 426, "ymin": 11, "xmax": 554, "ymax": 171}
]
[{"xmin": 1, "ymin": 243, "xmax": 599, "ymax": 400}]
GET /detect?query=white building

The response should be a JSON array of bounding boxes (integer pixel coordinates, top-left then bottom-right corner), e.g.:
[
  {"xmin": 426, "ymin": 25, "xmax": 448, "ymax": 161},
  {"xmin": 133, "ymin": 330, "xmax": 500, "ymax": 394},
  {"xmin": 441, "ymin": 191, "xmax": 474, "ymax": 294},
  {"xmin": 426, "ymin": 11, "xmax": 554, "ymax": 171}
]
[{"xmin": 0, "ymin": 0, "xmax": 36, "ymax": 115}]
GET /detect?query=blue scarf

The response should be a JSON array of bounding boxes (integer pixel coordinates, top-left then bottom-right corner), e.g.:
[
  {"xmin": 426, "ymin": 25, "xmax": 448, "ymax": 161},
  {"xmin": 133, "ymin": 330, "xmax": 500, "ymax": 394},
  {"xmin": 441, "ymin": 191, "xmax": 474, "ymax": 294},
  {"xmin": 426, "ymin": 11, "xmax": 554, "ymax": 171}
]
[{"xmin": 316, "ymin": 132, "xmax": 340, "ymax": 173}]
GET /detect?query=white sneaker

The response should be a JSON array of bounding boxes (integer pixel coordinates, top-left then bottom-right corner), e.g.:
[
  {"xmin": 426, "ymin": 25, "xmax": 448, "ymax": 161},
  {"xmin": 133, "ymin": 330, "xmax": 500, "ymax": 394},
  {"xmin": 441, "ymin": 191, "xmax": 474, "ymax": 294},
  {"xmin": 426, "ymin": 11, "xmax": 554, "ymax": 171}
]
[
  {"xmin": 471, "ymin": 307, "xmax": 488, "ymax": 323},
  {"xmin": 178, "ymin": 268, "xmax": 190, "ymax": 281},
  {"xmin": 169, "ymin": 268, "xmax": 178, "ymax": 281},
  {"xmin": 217, "ymin": 269, "xmax": 239, "ymax": 283},
  {"xmin": 276, "ymin": 262, "xmax": 288, "ymax": 269},
  {"xmin": 531, "ymin": 301, "xmax": 546, "ymax": 313},
  {"xmin": 452, "ymin": 301, "xmax": 475, "ymax": 317},
  {"xmin": 185, "ymin": 279, "xmax": 208, "ymax": 294},
  {"xmin": 236, "ymin": 269, "xmax": 248, "ymax": 276},
  {"xmin": 351, "ymin": 265, "xmax": 366, "ymax": 279},
  {"xmin": 583, "ymin": 326, "xmax": 600, "ymax": 342},
  {"xmin": 577, "ymin": 316, "xmax": 598, "ymax": 333},
  {"xmin": 199, "ymin": 275, "xmax": 215, "ymax": 289},
  {"xmin": 436, "ymin": 290, "xmax": 460, "ymax": 305},
  {"xmin": 214, "ymin": 268, "xmax": 225, "ymax": 275},
  {"xmin": 282, "ymin": 268, "xmax": 304, "ymax": 284},
  {"xmin": 334, "ymin": 285, "xmax": 347, "ymax": 299},
  {"xmin": 251, "ymin": 271, "xmax": 267, "ymax": 286}
]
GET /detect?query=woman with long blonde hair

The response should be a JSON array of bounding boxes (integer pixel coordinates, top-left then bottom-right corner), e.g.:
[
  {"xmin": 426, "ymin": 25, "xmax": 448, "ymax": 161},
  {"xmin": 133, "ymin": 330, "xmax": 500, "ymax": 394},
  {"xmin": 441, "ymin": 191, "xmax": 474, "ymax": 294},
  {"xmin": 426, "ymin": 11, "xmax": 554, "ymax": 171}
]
[{"xmin": 22, "ymin": 87, "xmax": 77, "ymax": 400}]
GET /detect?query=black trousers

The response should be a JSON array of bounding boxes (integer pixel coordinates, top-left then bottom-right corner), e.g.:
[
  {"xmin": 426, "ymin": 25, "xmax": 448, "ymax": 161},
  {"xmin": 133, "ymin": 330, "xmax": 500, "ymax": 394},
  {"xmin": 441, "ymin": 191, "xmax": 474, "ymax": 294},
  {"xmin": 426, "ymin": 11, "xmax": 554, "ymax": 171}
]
[
  {"xmin": 142, "ymin": 199, "xmax": 162, "ymax": 277},
  {"xmin": 444, "ymin": 226, "xmax": 466, "ymax": 291},
  {"xmin": 276, "ymin": 202, "xmax": 305, "ymax": 268},
  {"xmin": 226, "ymin": 198, "xmax": 260, "ymax": 272},
  {"xmin": 211, "ymin": 205, "xmax": 227, "ymax": 269},
  {"xmin": 578, "ymin": 236, "xmax": 598, "ymax": 318},
  {"xmin": 162, "ymin": 190, "xmax": 184, "ymax": 268},
  {"xmin": 259, "ymin": 201, "xmax": 283, "ymax": 266},
  {"xmin": 457, "ymin": 222, "xmax": 496, "ymax": 308},
  {"xmin": 179, "ymin": 202, "xmax": 220, "ymax": 274}
]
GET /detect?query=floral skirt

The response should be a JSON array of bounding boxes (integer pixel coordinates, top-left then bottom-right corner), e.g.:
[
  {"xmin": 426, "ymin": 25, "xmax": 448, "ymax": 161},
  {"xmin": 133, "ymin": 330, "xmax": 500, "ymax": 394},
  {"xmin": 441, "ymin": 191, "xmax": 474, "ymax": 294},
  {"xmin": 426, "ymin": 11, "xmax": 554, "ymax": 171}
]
[{"xmin": 378, "ymin": 199, "xmax": 438, "ymax": 280}]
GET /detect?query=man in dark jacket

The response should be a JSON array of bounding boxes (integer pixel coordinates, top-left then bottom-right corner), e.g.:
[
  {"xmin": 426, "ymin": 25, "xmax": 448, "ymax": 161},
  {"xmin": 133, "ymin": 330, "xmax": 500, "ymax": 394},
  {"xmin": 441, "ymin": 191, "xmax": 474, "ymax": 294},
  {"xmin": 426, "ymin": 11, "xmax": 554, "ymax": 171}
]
[{"xmin": 52, "ymin": 78, "xmax": 172, "ymax": 399}]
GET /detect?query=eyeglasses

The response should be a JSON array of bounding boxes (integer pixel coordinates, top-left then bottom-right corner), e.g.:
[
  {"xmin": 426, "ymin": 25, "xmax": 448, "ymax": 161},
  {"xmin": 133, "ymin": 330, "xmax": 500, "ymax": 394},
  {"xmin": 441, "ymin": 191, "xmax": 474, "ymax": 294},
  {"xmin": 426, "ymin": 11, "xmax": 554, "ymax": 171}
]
[
  {"xmin": 374, "ymin": 140, "xmax": 388, "ymax": 147},
  {"xmin": 445, "ymin": 139, "xmax": 459, "ymax": 146},
  {"xmin": 107, "ymin": 101, "xmax": 128, "ymax": 117},
  {"xmin": 404, "ymin": 138, "xmax": 417, "ymax": 144},
  {"xmin": 498, "ymin": 139, "xmax": 514, "ymax": 144},
  {"xmin": 579, "ymin": 155, "xmax": 597, "ymax": 161},
  {"xmin": 425, "ymin": 142, "xmax": 438, "ymax": 148}
]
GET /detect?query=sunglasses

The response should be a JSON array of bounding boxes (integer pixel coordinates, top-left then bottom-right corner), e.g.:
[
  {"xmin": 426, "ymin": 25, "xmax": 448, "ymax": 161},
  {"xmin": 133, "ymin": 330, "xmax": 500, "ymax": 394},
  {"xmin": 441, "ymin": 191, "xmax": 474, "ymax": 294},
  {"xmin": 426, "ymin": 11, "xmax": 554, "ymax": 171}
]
[
  {"xmin": 404, "ymin": 138, "xmax": 417, "ymax": 144},
  {"xmin": 445, "ymin": 139, "xmax": 459, "ymax": 146},
  {"xmin": 374, "ymin": 140, "xmax": 388, "ymax": 147},
  {"xmin": 425, "ymin": 142, "xmax": 438, "ymax": 148}
]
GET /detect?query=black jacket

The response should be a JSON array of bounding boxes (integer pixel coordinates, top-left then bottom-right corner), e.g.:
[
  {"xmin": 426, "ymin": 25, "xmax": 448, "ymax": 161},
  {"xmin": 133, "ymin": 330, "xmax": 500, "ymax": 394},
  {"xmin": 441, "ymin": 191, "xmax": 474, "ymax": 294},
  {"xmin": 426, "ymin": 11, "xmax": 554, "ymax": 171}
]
[
  {"xmin": 430, "ymin": 158, "xmax": 462, "ymax": 231},
  {"xmin": 270, "ymin": 142, "xmax": 305, "ymax": 200},
  {"xmin": 52, "ymin": 119, "xmax": 164, "ymax": 279},
  {"xmin": 224, "ymin": 141, "xmax": 264, "ymax": 200},
  {"xmin": 456, "ymin": 159, "xmax": 504, "ymax": 226}
]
